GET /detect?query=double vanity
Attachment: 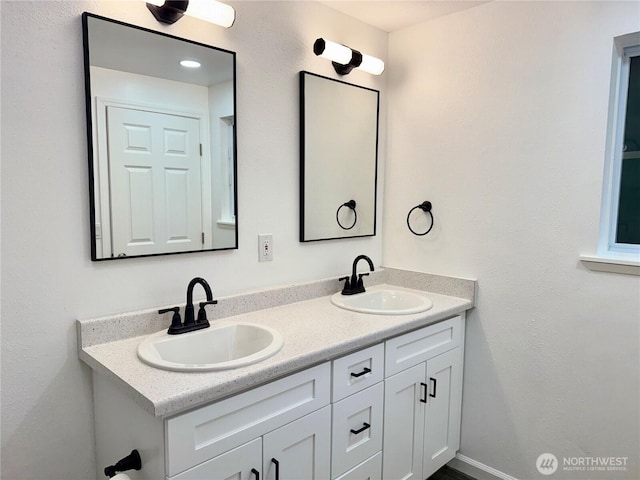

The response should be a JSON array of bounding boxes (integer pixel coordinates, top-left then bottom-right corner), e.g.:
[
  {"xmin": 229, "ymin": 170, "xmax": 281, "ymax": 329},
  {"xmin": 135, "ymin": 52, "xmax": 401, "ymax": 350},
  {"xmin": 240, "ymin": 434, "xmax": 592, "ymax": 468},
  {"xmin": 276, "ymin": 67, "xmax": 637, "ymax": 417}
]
[
  {"xmin": 78, "ymin": 11, "xmax": 474, "ymax": 480},
  {"xmin": 78, "ymin": 268, "xmax": 475, "ymax": 480}
]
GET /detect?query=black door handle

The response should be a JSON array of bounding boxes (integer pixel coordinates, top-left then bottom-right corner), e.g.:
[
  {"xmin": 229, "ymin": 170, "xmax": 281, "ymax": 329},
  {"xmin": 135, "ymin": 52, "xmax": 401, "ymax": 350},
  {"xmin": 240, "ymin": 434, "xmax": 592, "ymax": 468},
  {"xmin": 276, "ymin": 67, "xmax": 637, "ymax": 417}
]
[
  {"xmin": 420, "ymin": 382, "xmax": 428, "ymax": 403},
  {"xmin": 350, "ymin": 367, "xmax": 371, "ymax": 378},
  {"xmin": 251, "ymin": 468, "xmax": 260, "ymax": 480},
  {"xmin": 271, "ymin": 458, "xmax": 280, "ymax": 480},
  {"xmin": 350, "ymin": 422, "xmax": 371, "ymax": 435},
  {"xmin": 429, "ymin": 377, "xmax": 437, "ymax": 398}
]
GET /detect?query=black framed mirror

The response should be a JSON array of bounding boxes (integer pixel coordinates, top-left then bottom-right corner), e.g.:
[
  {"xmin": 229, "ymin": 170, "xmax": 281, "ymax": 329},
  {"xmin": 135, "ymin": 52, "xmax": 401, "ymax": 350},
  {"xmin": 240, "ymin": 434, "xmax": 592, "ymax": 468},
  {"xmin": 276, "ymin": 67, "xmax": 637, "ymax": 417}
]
[
  {"xmin": 82, "ymin": 13, "xmax": 237, "ymax": 260},
  {"xmin": 299, "ymin": 71, "xmax": 379, "ymax": 242}
]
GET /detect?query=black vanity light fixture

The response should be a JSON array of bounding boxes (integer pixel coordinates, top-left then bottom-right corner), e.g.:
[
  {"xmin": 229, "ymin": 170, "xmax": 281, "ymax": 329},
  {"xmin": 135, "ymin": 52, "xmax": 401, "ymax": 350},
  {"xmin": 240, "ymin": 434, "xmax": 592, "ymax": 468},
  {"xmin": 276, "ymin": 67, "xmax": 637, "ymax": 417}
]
[
  {"xmin": 145, "ymin": 0, "xmax": 235, "ymax": 28},
  {"xmin": 313, "ymin": 38, "xmax": 384, "ymax": 75}
]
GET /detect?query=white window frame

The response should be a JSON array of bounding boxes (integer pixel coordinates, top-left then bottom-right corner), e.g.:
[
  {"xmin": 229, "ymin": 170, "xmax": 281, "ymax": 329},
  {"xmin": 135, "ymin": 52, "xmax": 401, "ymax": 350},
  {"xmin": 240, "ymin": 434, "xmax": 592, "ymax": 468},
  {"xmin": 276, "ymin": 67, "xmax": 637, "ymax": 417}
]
[
  {"xmin": 216, "ymin": 115, "xmax": 236, "ymax": 227},
  {"xmin": 582, "ymin": 32, "xmax": 640, "ymax": 275}
]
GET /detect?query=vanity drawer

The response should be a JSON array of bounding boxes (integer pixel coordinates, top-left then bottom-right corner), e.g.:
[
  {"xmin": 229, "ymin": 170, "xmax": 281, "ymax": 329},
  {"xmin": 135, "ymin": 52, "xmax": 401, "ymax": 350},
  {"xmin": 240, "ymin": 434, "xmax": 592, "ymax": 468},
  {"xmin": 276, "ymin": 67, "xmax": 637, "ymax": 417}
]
[
  {"xmin": 331, "ymin": 382, "xmax": 384, "ymax": 478},
  {"xmin": 332, "ymin": 344, "xmax": 384, "ymax": 402},
  {"xmin": 165, "ymin": 362, "xmax": 331, "ymax": 476},
  {"xmin": 334, "ymin": 452, "xmax": 382, "ymax": 480},
  {"xmin": 385, "ymin": 316, "xmax": 461, "ymax": 377}
]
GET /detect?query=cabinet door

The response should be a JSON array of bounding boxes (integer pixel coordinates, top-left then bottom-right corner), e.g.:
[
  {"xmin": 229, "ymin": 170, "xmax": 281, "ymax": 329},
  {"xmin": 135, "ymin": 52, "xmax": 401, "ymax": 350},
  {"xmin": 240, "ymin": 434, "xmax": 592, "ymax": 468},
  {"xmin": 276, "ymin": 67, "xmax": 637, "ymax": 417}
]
[
  {"xmin": 263, "ymin": 406, "xmax": 331, "ymax": 480},
  {"xmin": 423, "ymin": 347, "xmax": 463, "ymax": 478},
  {"xmin": 382, "ymin": 364, "xmax": 426, "ymax": 480},
  {"xmin": 170, "ymin": 438, "xmax": 262, "ymax": 480}
]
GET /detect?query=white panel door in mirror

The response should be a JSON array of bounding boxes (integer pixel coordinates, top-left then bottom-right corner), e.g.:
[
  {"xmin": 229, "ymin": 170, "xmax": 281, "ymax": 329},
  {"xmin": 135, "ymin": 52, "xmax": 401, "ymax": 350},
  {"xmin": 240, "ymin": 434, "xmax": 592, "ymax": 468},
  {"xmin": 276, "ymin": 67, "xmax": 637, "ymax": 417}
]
[{"xmin": 106, "ymin": 106, "xmax": 203, "ymax": 257}]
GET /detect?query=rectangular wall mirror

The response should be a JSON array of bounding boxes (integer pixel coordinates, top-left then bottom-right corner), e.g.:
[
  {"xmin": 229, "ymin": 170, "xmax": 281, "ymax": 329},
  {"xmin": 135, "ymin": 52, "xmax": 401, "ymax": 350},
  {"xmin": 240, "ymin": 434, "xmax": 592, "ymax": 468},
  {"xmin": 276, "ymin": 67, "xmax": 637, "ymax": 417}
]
[
  {"xmin": 299, "ymin": 71, "xmax": 379, "ymax": 242},
  {"xmin": 82, "ymin": 13, "xmax": 237, "ymax": 260}
]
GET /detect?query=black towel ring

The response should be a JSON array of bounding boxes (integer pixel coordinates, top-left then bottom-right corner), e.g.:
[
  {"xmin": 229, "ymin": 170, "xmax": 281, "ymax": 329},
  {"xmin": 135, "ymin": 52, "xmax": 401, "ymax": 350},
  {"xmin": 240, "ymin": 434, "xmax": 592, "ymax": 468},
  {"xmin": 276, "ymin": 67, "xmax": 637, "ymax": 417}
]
[
  {"xmin": 336, "ymin": 200, "xmax": 357, "ymax": 230},
  {"xmin": 407, "ymin": 201, "xmax": 434, "ymax": 236}
]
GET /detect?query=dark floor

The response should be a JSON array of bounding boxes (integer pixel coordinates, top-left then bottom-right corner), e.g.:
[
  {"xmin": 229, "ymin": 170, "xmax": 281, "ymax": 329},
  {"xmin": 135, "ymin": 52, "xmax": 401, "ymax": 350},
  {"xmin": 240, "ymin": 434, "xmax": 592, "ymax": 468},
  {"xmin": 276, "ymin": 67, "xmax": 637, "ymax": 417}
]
[{"xmin": 428, "ymin": 465, "xmax": 477, "ymax": 480}]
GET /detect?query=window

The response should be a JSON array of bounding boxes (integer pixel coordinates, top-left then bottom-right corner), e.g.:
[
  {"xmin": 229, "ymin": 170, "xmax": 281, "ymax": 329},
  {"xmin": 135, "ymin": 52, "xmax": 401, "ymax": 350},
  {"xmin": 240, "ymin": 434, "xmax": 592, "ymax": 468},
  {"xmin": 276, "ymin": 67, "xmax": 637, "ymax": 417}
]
[
  {"xmin": 584, "ymin": 32, "xmax": 640, "ymax": 274},
  {"xmin": 615, "ymin": 51, "xmax": 640, "ymax": 246}
]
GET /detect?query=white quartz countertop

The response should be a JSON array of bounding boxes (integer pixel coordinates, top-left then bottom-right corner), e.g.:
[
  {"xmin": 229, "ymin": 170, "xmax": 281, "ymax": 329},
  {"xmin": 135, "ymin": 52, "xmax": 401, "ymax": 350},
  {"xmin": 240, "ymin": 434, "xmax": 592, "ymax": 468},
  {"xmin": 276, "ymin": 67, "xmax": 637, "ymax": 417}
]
[{"xmin": 79, "ymin": 284, "xmax": 472, "ymax": 417}]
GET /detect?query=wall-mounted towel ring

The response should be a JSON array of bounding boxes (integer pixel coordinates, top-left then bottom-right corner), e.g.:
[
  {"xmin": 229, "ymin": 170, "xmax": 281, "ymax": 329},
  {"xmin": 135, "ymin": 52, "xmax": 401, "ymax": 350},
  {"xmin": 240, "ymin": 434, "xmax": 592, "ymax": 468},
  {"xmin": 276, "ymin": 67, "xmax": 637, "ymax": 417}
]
[
  {"xmin": 407, "ymin": 201, "xmax": 434, "ymax": 236},
  {"xmin": 336, "ymin": 200, "xmax": 357, "ymax": 230}
]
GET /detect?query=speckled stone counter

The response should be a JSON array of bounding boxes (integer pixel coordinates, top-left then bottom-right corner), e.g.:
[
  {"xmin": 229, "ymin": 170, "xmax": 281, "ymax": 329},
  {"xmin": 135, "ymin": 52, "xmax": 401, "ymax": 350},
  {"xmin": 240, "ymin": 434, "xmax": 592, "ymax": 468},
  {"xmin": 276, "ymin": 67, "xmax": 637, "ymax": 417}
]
[{"xmin": 77, "ymin": 270, "xmax": 475, "ymax": 418}]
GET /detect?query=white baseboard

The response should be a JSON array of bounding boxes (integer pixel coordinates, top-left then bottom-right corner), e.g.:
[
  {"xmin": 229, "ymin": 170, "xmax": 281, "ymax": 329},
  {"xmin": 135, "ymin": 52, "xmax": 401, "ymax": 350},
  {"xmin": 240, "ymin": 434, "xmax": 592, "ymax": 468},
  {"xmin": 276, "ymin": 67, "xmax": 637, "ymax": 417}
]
[{"xmin": 448, "ymin": 453, "xmax": 519, "ymax": 480}]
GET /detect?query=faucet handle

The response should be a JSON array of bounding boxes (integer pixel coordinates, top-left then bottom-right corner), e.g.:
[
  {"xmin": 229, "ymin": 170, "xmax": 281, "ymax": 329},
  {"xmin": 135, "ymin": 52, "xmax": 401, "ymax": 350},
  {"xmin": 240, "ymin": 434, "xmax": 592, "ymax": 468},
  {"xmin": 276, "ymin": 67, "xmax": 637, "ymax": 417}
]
[
  {"xmin": 356, "ymin": 272, "xmax": 370, "ymax": 290},
  {"xmin": 197, "ymin": 300, "xmax": 218, "ymax": 323},
  {"xmin": 159, "ymin": 307, "xmax": 182, "ymax": 330},
  {"xmin": 338, "ymin": 276, "xmax": 351, "ymax": 294}
]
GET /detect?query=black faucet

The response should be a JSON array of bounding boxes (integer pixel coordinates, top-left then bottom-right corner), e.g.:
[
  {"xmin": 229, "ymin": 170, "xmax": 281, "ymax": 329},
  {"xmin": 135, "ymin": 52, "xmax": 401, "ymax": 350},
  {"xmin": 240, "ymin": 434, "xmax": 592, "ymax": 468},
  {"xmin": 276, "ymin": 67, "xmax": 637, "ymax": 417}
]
[
  {"xmin": 339, "ymin": 255, "xmax": 375, "ymax": 295},
  {"xmin": 158, "ymin": 277, "xmax": 218, "ymax": 335}
]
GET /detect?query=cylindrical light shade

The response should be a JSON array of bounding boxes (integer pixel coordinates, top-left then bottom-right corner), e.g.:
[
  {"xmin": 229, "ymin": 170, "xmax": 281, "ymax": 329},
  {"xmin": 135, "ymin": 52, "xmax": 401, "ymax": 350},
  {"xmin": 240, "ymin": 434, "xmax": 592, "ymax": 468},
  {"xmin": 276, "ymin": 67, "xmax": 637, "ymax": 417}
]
[
  {"xmin": 314, "ymin": 38, "xmax": 353, "ymax": 65},
  {"xmin": 186, "ymin": 0, "xmax": 235, "ymax": 28},
  {"xmin": 313, "ymin": 37, "xmax": 384, "ymax": 76},
  {"xmin": 359, "ymin": 53, "xmax": 385, "ymax": 75}
]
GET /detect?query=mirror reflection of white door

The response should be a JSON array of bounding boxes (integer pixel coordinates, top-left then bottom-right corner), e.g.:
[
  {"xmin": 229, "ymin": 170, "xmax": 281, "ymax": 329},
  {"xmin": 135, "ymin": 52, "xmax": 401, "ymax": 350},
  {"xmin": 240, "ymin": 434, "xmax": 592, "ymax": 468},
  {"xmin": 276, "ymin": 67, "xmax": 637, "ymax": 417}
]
[{"xmin": 106, "ymin": 106, "xmax": 203, "ymax": 257}]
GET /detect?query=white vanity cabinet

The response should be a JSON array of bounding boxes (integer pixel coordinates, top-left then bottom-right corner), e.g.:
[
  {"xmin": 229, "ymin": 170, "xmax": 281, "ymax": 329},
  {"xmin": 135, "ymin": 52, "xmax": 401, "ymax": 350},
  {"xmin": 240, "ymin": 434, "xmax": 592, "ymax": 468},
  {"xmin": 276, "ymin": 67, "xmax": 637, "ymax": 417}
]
[
  {"xmin": 91, "ymin": 315, "xmax": 466, "ymax": 480},
  {"xmin": 382, "ymin": 315, "xmax": 465, "ymax": 480}
]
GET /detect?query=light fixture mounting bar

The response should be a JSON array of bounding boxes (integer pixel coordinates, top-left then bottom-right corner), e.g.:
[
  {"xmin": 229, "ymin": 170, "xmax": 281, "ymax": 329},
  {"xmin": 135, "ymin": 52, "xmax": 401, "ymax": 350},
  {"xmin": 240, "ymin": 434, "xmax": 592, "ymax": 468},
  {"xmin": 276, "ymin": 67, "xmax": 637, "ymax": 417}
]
[
  {"xmin": 145, "ymin": 0, "xmax": 235, "ymax": 28},
  {"xmin": 147, "ymin": 0, "xmax": 188, "ymax": 25}
]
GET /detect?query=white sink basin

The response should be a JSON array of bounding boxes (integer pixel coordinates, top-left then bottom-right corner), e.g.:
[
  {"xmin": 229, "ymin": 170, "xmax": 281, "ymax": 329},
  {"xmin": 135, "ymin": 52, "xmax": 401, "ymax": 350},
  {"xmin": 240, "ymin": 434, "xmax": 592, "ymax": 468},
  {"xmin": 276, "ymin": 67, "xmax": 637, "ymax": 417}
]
[
  {"xmin": 137, "ymin": 323, "xmax": 283, "ymax": 372},
  {"xmin": 331, "ymin": 289, "xmax": 433, "ymax": 315}
]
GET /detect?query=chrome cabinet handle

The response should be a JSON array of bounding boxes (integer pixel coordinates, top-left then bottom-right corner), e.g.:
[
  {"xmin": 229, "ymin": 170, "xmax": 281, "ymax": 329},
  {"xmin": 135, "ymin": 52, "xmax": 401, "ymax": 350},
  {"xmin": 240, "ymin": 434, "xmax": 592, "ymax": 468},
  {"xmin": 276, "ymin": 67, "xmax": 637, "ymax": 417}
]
[{"xmin": 350, "ymin": 422, "xmax": 371, "ymax": 435}]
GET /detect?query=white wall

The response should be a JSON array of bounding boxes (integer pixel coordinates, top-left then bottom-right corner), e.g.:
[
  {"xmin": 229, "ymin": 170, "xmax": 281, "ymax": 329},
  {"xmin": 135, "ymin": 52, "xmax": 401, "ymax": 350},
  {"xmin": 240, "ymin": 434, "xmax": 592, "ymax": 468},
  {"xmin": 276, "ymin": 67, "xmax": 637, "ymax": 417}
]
[
  {"xmin": 384, "ymin": 1, "xmax": 639, "ymax": 479},
  {"xmin": 208, "ymin": 79, "xmax": 236, "ymax": 248},
  {"xmin": 0, "ymin": 1, "xmax": 387, "ymax": 478}
]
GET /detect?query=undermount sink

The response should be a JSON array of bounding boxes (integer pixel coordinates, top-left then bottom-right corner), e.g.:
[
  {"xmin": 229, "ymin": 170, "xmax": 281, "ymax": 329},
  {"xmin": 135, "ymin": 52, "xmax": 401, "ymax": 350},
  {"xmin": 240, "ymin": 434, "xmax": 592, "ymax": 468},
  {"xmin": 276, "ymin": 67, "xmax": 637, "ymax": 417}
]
[
  {"xmin": 331, "ymin": 289, "xmax": 433, "ymax": 315},
  {"xmin": 137, "ymin": 323, "xmax": 283, "ymax": 372}
]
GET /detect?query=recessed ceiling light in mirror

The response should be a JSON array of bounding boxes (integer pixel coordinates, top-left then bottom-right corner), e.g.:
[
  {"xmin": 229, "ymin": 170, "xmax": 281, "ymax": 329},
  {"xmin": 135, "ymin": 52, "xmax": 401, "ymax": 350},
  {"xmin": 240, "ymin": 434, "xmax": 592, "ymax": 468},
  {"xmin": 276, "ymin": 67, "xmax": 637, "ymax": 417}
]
[{"xmin": 180, "ymin": 59, "xmax": 201, "ymax": 68}]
